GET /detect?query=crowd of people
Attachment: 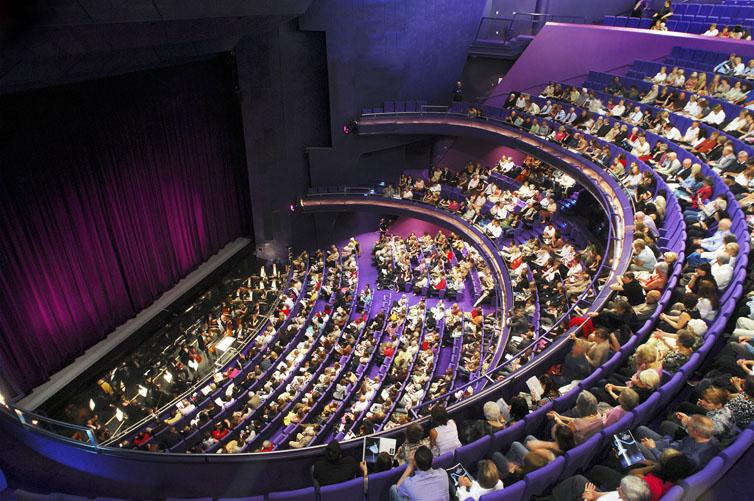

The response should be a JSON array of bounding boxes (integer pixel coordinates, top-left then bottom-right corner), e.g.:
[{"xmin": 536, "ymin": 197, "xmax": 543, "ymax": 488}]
[{"xmin": 63, "ymin": 257, "xmax": 291, "ymax": 444}]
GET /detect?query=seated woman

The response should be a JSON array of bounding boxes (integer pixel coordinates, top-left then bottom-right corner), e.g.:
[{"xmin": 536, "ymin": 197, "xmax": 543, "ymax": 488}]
[
  {"xmin": 457, "ymin": 459, "xmax": 504, "ymax": 500},
  {"xmin": 657, "ymin": 293, "xmax": 698, "ymax": 333},
  {"xmin": 394, "ymin": 423, "xmax": 431, "ymax": 465},
  {"xmin": 546, "ymin": 391, "xmax": 604, "ymax": 444},
  {"xmin": 600, "ymin": 387, "xmax": 640, "ymax": 427},
  {"xmin": 429, "ymin": 405, "xmax": 462, "ymax": 456}
]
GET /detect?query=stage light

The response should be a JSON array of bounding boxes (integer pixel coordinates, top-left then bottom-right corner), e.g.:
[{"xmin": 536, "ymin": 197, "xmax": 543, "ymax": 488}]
[
  {"xmin": 289, "ymin": 203, "xmax": 296, "ymax": 212},
  {"xmin": 260, "ymin": 266, "xmax": 267, "ymax": 279},
  {"xmin": 0, "ymin": 392, "xmax": 5, "ymax": 406},
  {"xmin": 163, "ymin": 371, "xmax": 173, "ymax": 383},
  {"xmin": 89, "ymin": 399, "xmax": 96, "ymax": 411},
  {"xmin": 271, "ymin": 280, "xmax": 278, "ymax": 291},
  {"xmin": 138, "ymin": 385, "xmax": 148, "ymax": 397},
  {"xmin": 115, "ymin": 408, "xmax": 124, "ymax": 421},
  {"xmin": 273, "ymin": 263, "xmax": 278, "ymax": 275},
  {"xmin": 342, "ymin": 120, "xmax": 358, "ymax": 134}
]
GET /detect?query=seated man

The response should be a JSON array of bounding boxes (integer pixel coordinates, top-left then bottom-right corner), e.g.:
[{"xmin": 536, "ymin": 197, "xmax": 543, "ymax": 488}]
[
  {"xmin": 634, "ymin": 415, "xmax": 721, "ymax": 471},
  {"xmin": 391, "ymin": 445, "xmax": 450, "ymax": 501},
  {"xmin": 551, "ymin": 473, "xmax": 651, "ymax": 501}
]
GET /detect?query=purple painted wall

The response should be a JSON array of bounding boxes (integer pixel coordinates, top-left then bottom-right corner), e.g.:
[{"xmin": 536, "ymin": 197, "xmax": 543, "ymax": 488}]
[
  {"xmin": 486, "ymin": 23, "xmax": 754, "ymax": 106},
  {"xmin": 435, "ymin": 137, "xmax": 526, "ymax": 170}
]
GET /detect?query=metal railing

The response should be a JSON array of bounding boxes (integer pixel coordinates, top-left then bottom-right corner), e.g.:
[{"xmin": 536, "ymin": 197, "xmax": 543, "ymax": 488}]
[{"xmin": 474, "ymin": 12, "xmax": 587, "ymax": 44}]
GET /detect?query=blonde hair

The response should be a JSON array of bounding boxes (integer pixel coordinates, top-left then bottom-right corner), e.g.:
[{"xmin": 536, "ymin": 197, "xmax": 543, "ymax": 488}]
[
  {"xmin": 638, "ymin": 369, "xmax": 660, "ymax": 388},
  {"xmin": 635, "ymin": 344, "xmax": 658, "ymax": 365},
  {"xmin": 476, "ymin": 460, "xmax": 501, "ymax": 489}
]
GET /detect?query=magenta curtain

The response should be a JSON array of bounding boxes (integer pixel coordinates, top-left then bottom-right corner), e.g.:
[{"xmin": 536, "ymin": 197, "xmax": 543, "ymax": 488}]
[{"xmin": 0, "ymin": 58, "xmax": 249, "ymax": 393}]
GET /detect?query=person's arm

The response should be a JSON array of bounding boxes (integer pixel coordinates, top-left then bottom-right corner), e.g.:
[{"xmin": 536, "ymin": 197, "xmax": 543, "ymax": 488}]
[{"xmin": 395, "ymin": 459, "xmax": 414, "ymax": 492}]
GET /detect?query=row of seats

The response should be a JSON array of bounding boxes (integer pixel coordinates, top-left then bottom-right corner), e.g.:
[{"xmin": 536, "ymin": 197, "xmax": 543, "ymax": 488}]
[{"xmin": 246, "ymin": 103, "xmax": 690, "ymax": 499}]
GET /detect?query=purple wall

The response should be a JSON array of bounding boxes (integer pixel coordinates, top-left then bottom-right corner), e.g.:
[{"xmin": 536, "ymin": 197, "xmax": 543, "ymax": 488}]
[
  {"xmin": 486, "ymin": 23, "xmax": 754, "ymax": 105},
  {"xmin": 435, "ymin": 137, "xmax": 526, "ymax": 170}
]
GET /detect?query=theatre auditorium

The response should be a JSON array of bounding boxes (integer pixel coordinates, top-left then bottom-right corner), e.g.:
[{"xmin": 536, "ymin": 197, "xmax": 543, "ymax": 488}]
[{"xmin": 1, "ymin": 1, "xmax": 754, "ymax": 500}]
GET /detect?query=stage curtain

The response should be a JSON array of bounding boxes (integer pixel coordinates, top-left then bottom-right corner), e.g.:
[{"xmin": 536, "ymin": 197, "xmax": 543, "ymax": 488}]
[{"xmin": 0, "ymin": 58, "xmax": 249, "ymax": 393}]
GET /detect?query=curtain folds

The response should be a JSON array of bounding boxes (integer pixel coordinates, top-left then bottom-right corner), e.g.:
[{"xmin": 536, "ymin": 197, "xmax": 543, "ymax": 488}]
[{"xmin": 0, "ymin": 58, "xmax": 249, "ymax": 392}]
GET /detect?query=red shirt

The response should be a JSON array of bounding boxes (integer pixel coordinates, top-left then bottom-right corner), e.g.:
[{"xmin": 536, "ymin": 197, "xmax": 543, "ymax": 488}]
[
  {"xmin": 692, "ymin": 185, "xmax": 713, "ymax": 209},
  {"xmin": 643, "ymin": 473, "xmax": 673, "ymax": 501},
  {"xmin": 211, "ymin": 428, "xmax": 229, "ymax": 440}
]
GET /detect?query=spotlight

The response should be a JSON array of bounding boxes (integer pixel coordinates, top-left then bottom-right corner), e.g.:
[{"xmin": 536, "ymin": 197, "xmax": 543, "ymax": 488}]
[
  {"xmin": 115, "ymin": 408, "xmax": 124, "ymax": 422},
  {"xmin": 342, "ymin": 120, "xmax": 358, "ymax": 135},
  {"xmin": 163, "ymin": 371, "xmax": 173, "ymax": 383},
  {"xmin": 89, "ymin": 399, "xmax": 96, "ymax": 411},
  {"xmin": 138, "ymin": 386, "xmax": 148, "ymax": 397}
]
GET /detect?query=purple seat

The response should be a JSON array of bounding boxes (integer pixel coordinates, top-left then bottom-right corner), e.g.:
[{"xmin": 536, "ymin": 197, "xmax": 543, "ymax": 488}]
[
  {"xmin": 561, "ymin": 433, "xmax": 603, "ymax": 478},
  {"xmin": 720, "ymin": 429, "xmax": 754, "ymax": 469},
  {"xmin": 490, "ymin": 420, "xmax": 526, "ymax": 452},
  {"xmin": 478, "ymin": 480, "xmax": 526, "ymax": 500},
  {"xmin": 367, "ymin": 464, "xmax": 406, "ymax": 501},
  {"xmin": 523, "ymin": 456, "xmax": 565, "ymax": 498},
  {"xmin": 218, "ymin": 497, "xmax": 265, "ymax": 501},
  {"xmin": 320, "ymin": 477, "xmax": 365, "ymax": 501},
  {"xmin": 166, "ymin": 499, "xmax": 212, "ymax": 501},
  {"xmin": 524, "ymin": 402, "xmax": 552, "ymax": 432},
  {"xmin": 660, "ymin": 485, "xmax": 684, "ymax": 501},
  {"xmin": 267, "ymin": 486, "xmax": 317, "ymax": 500},
  {"xmin": 454, "ymin": 436, "xmax": 492, "ymax": 467},
  {"xmin": 677, "ymin": 456, "xmax": 725, "ymax": 500},
  {"xmin": 432, "ymin": 451, "xmax": 456, "ymax": 469}
]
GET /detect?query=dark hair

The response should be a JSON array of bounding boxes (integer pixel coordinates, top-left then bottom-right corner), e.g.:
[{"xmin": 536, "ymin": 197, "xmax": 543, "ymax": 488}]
[
  {"xmin": 745, "ymin": 375, "xmax": 754, "ymax": 398},
  {"xmin": 682, "ymin": 293, "xmax": 699, "ymax": 309},
  {"xmin": 678, "ymin": 332, "xmax": 696, "ymax": 349},
  {"xmin": 510, "ymin": 396, "xmax": 530, "ymax": 421},
  {"xmin": 657, "ymin": 454, "xmax": 694, "ymax": 482},
  {"xmin": 325, "ymin": 440, "xmax": 342, "ymax": 463},
  {"xmin": 405, "ymin": 423, "xmax": 424, "ymax": 444},
  {"xmin": 431, "ymin": 406, "xmax": 450, "ymax": 426},
  {"xmin": 554, "ymin": 425, "xmax": 576, "ymax": 452},
  {"xmin": 414, "ymin": 446, "xmax": 433, "ymax": 471},
  {"xmin": 375, "ymin": 452, "xmax": 394, "ymax": 472}
]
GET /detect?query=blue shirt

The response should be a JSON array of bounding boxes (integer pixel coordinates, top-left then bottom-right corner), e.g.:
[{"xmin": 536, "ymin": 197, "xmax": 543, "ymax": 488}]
[{"xmin": 398, "ymin": 468, "xmax": 450, "ymax": 501}]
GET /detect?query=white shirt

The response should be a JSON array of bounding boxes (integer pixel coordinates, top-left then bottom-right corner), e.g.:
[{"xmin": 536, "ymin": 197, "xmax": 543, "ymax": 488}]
[
  {"xmin": 652, "ymin": 72, "xmax": 667, "ymax": 84},
  {"xmin": 712, "ymin": 262, "xmax": 733, "ymax": 289},
  {"xmin": 703, "ymin": 109, "xmax": 726, "ymax": 125},
  {"xmin": 460, "ymin": 480, "xmax": 505, "ymax": 501},
  {"xmin": 703, "ymin": 28, "xmax": 719, "ymax": 37},
  {"xmin": 683, "ymin": 126, "xmax": 700, "ymax": 144},
  {"xmin": 665, "ymin": 127, "xmax": 682, "ymax": 141}
]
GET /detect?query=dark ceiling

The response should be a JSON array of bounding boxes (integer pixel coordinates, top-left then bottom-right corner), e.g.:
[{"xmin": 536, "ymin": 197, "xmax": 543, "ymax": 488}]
[{"xmin": 0, "ymin": 0, "xmax": 314, "ymax": 93}]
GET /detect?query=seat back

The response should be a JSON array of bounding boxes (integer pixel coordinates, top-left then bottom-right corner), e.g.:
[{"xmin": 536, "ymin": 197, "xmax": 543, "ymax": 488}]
[
  {"xmin": 678, "ymin": 456, "xmax": 725, "ymax": 500},
  {"xmin": 523, "ymin": 456, "xmax": 566, "ymax": 498},
  {"xmin": 367, "ymin": 465, "xmax": 406, "ymax": 501},
  {"xmin": 478, "ymin": 480, "xmax": 526, "ymax": 500},
  {"xmin": 454, "ymin": 435, "xmax": 492, "ymax": 467},
  {"xmin": 268, "ymin": 487, "xmax": 317, "ymax": 500},
  {"xmin": 320, "ymin": 477, "xmax": 365, "ymax": 501}
]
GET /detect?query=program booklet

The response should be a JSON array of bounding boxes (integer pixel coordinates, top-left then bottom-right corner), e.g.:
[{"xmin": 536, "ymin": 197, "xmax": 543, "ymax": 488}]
[
  {"xmin": 363, "ymin": 437, "xmax": 397, "ymax": 464},
  {"xmin": 612, "ymin": 430, "xmax": 645, "ymax": 469},
  {"xmin": 446, "ymin": 462, "xmax": 474, "ymax": 489}
]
